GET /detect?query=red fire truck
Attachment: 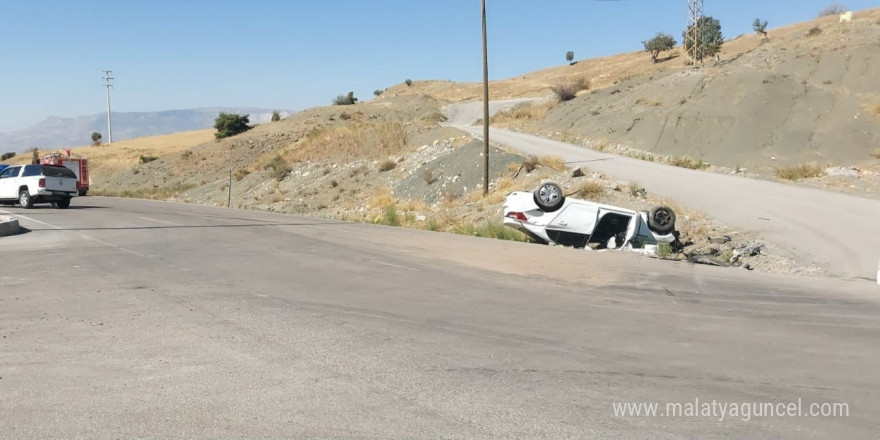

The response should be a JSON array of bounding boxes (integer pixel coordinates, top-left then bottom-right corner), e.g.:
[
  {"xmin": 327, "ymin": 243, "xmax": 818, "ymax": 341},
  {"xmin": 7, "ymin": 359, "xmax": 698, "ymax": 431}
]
[{"xmin": 40, "ymin": 150, "xmax": 89, "ymax": 196}]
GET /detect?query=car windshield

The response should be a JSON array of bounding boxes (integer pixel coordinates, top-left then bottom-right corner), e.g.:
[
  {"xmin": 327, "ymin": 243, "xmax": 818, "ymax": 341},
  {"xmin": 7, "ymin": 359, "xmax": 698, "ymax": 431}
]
[{"xmin": 41, "ymin": 165, "xmax": 76, "ymax": 178}]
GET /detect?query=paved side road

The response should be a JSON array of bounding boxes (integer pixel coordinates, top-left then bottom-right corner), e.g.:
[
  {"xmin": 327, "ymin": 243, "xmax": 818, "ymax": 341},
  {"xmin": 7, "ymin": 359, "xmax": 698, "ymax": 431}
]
[
  {"xmin": 0, "ymin": 198, "xmax": 878, "ymax": 438},
  {"xmin": 451, "ymin": 122, "xmax": 880, "ymax": 280}
]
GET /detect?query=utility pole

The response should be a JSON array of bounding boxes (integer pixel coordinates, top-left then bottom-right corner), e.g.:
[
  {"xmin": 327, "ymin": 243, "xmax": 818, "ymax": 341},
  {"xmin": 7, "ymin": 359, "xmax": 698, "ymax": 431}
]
[
  {"xmin": 481, "ymin": 0, "xmax": 490, "ymax": 195},
  {"xmin": 685, "ymin": 0, "xmax": 705, "ymax": 64},
  {"xmin": 103, "ymin": 70, "xmax": 114, "ymax": 144}
]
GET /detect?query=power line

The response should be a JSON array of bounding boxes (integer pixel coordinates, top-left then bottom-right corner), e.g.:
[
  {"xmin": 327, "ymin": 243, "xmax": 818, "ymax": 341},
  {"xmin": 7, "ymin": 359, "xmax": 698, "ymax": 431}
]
[
  {"xmin": 685, "ymin": 0, "xmax": 705, "ymax": 64},
  {"xmin": 103, "ymin": 70, "xmax": 114, "ymax": 144}
]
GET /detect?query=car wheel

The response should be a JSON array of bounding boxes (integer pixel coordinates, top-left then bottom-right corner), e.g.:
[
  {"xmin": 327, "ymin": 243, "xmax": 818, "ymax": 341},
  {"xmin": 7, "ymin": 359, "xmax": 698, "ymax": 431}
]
[
  {"xmin": 648, "ymin": 206, "xmax": 676, "ymax": 234},
  {"xmin": 533, "ymin": 182, "xmax": 565, "ymax": 212},
  {"xmin": 55, "ymin": 198, "xmax": 71, "ymax": 209},
  {"xmin": 19, "ymin": 190, "xmax": 33, "ymax": 209}
]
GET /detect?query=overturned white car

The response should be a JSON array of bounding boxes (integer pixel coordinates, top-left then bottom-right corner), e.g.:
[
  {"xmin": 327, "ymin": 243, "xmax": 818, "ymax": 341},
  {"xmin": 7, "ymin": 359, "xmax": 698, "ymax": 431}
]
[{"xmin": 502, "ymin": 182, "xmax": 677, "ymax": 252}]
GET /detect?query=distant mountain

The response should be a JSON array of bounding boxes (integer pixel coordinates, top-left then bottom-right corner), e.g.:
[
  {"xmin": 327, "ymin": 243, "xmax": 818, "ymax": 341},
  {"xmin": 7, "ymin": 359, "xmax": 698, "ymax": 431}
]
[{"xmin": 0, "ymin": 108, "xmax": 289, "ymax": 152}]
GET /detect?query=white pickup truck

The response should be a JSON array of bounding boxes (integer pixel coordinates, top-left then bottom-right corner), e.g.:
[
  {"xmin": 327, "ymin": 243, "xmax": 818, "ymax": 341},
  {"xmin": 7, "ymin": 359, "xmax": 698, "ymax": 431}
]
[{"xmin": 0, "ymin": 164, "xmax": 78, "ymax": 209}]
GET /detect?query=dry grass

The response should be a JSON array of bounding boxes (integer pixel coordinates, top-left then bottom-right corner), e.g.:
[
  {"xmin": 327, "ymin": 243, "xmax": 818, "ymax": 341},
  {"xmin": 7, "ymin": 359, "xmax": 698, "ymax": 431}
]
[
  {"xmin": 452, "ymin": 220, "xmax": 531, "ymax": 242},
  {"xmin": 490, "ymin": 102, "xmax": 553, "ymax": 124},
  {"xmin": 577, "ymin": 181, "xmax": 605, "ymax": 199},
  {"xmin": 775, "ymin": 163, "xmax": 824, "ymax": 180},
  {"xmin": 92, "ymin": 183, "xmax": 195, "ymax": 200},
  {"xmin": 4, "ymin": 129, "xmax": 215, "ymax": 176},
  {"xmin": 668, "ymin": 155, "xmax": 708, "ymax": 170},
  {"xmin": 538, "ymin": 156, "xmax": 567, "ymax": 171},
  {"xmin": 872, "ymin": 149, "xmax": 880, "ymax": 159},
  {"xmin": 367, "ymin": 186, "xmax": 396, "ymax": 209},
  {"xmin": 378, "ymin": 158, "xmax": 397, "ymax": 172},
  {"xmin": 287, "ymin": 121, "xmax": 407, "ymax": 162},
  {"xmin": 264, "ymin": 156, "xmax": 292, "ymax": 181}
]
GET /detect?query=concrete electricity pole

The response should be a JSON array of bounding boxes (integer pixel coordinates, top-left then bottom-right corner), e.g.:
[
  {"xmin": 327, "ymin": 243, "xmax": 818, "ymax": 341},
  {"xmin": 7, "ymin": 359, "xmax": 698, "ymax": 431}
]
[
  {"xmin": 481, "ymin": 0, "xmax": 489, "ymax": 195},
  {"xmin": 103, "ymin": 70, "xmax": 114, "ymax": 144}
]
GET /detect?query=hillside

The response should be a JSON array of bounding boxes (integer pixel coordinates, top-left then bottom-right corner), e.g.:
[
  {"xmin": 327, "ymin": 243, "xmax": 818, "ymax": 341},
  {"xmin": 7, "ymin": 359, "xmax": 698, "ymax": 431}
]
[
  {"xmin": 0, "ymin": 108, "xmax": 287, "ymax": 153},
  {"xmin": 13, "ymin": 11, "xmax": 876, "ymax": 276},
  {"xmin": 387, "ymin": 9, "xmax": 880, "ymax": 175}
]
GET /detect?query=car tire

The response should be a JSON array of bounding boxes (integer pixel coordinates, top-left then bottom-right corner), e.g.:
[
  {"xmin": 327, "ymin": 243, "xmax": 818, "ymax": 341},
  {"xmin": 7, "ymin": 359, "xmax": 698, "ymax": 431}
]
[
  {"xmin": 78, "ymin": 189, "xmax": 88, "ymax": 196},
  {"xmin": 18, "ymin": 190, "xmax": 33, "ymax": 209},
  {"xmin": 55, "ymin": 197, "xmax": 71, "ymax": 209},
  {"xmin": 648, "ymin": 206, "xmax": 676, "ymax": 234},
  {"xmin": 533, "ymin": 182, "xmax": 565, "ymax": 212}
]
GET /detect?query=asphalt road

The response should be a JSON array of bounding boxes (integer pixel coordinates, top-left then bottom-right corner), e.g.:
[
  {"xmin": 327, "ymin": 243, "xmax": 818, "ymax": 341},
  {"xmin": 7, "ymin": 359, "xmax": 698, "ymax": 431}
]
[
  {"xmin": 1, "ymin": 197, "xmax": 878, "ymax": 438},
  {"xmin": 448, "ymin": 108, "xmax": 880, "ymax": 280}
]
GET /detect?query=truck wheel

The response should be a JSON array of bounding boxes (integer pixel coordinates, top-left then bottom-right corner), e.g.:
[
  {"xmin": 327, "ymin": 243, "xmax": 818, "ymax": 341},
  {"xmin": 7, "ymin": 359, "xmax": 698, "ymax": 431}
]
[
  {"xmin": 55, "ymin": 198, "xmax": 71, "ymax": 209},
  {"xmin": 18, "ymin": 190, "xmax": 33, "ymax": 209},
  {"xmin": 533, "ymin": 182, "xmax": 565, "ymax": 212},
  {"xmin": 648, "ymin": 206, "xmax": 676, "ymax": 234},
  {"xmin": 78, "ymin": 189, "xmax": 88, "ymax": 196}
]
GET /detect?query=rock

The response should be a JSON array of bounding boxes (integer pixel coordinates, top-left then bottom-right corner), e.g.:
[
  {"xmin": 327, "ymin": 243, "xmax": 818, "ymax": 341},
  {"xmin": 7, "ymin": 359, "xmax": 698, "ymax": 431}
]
[
  {"xmin": 707, "ymin": 235, "xmax": 731, "ymax": 244},
  {"xmin": 571, "ymin": 167, "xmax": 585, "ymax": 177},
  {"xmin": 416, "ymin": 215, "xmax": 427, "ymax": 222},
  {"xmin": 824, "ymin": 166, "xmax": 860, "ymax": 178}
]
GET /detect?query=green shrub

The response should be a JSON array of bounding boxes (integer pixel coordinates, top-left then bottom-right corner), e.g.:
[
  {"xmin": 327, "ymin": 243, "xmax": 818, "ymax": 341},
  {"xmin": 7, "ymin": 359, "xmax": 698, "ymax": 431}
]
[
  {"xmin": 642, "ymin": 33, "xmax": 677, "ymax": 63},
  {"xmin": 373, "ymin": 89, "xmax": 383, "ymax": 96},
  {"xmin": 380, "ymin": 205, "xmax": 400, "ymax": 226},
  {"xmin": 271, "ymin": 110, "xmax": 281, "ymax": 122},
  {"xmin": 453, "ymin": 220, "xmax": 530, "ymax": 242},
  {"xmin": 0, "ymin": 152, "xmax": 15, "ymax": 160},
  {"xmin": 405, "ymin": 79, "xmax": 413, "ymax": 87},
  {"xmin": 332, "ymin": 92, "xmax": 358, "ymax": 106},
  {"xmin": 214, "ymin": 112, "xmax": 251, "ymax": 139},
  {"xmin": 807, "ymin": 26, "xmax": 822, "ymax": 37},
  {"xmin": 139, "ymin": 155, "xmax": 158, "ymax": 164}
]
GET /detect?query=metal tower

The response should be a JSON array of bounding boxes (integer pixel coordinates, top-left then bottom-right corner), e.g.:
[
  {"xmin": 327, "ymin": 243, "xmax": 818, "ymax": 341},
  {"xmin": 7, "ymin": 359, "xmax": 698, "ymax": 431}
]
[{"xmin": 685, "ymin": 0, "xmax": 705, "ymax": 63}]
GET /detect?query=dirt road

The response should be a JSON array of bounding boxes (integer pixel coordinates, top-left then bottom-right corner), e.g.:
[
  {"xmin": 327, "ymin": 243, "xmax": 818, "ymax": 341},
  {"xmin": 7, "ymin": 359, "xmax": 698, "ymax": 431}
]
[{"xmin": 449, "ymin": 105, "xmax": 880, "ymax": 279}]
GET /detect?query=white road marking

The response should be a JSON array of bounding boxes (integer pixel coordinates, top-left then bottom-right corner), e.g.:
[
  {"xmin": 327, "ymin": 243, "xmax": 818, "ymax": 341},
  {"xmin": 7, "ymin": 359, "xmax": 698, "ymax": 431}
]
[
  {"xmin": 368, "ymin": 259, "xmax": 421, "ymax": 272},
  {"xmin": 138, "ymin": 216, "xmax": 182, "ymax": 226},
  {"xmin": 2, "ymin": 209, "xmax": 155, "ymax": 261}
]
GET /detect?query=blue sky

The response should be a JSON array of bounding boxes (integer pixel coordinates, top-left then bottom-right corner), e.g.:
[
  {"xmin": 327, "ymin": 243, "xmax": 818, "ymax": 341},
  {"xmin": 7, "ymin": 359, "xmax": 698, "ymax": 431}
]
[{"xmin": 1, "ymin": 0, "xmax": 877, "ymax": 132}]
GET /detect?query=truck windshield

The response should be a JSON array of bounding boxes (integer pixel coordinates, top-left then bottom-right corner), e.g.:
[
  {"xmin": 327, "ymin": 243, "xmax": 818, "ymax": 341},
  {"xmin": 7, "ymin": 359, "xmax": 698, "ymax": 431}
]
[{"xmin": 41, "ymin": 165, "xmax": 77, "ymax": 178}]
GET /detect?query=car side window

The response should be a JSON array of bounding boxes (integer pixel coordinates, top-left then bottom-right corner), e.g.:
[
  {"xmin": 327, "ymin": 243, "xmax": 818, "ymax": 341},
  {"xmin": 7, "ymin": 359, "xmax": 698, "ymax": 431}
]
[
  {"xmin": 0, "ymin": 166, "xmax": 19, "ymax": 178},
  {"xmin": 22, "ymin": 165, "xmax": 40, "ymax": 177}
]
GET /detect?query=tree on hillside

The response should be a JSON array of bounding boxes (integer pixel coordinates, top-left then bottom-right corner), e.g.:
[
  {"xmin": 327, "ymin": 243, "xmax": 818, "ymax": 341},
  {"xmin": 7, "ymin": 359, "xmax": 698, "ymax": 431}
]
[
  {"xmin": 214, "ymin": 113, "xmax": 251, "ymax": 139},
  {"xmin": 683, "ymin": 16, "xmax": 723, "ymax": 63},
  {"xmin": 566, "ymin": 51, "xmax": 575, "ymax": 64},
  {"xmin": 271, "ymin": 110, "xmax": 281, "ymax": 122},
  {"xmin": 373, "ymin": 89, "xmax": 384, "ymax": 96},
  {"xmin": 332, "ymin": 91, "xmax": 358, "ymax": 106},
  {"xmin": 404, "ymin": 79, "xmax": 413, "ymax": 87},
  {"xmin": 642, "ymin": 33, "xmax": 677, "ymax": 63},
  {"xmin": 91, "ymin": 131, "xmax": 102, "ymax": 146},
  {"xmin": 753, "ymin": 18, "xmax": 769, "ymax": 40},
  {"xmin": 818, "ymin": 3, "xmax": 847, "ymax": 17}
]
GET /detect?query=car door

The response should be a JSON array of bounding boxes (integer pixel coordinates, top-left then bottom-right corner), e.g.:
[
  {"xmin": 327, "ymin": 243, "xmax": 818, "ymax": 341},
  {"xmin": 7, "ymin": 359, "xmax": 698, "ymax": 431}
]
[
  {"xmin": 545, "ymin": 202, "xmax": 599, "ymax": 248},
  {"xmin": 0, "ymin": 166, "xmax": 21, "ymax": 200}
]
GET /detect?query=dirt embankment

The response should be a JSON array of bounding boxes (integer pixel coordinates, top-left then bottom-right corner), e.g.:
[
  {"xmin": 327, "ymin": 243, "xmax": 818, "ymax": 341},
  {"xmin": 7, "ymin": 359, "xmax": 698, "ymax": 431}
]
[
  {"xmin": 388, "ymin": 10, "xmax": 880, "ymax": 196},
  {"xmin": 61, "ymin": 93, "xmax": 815, "ymax": 276}
]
